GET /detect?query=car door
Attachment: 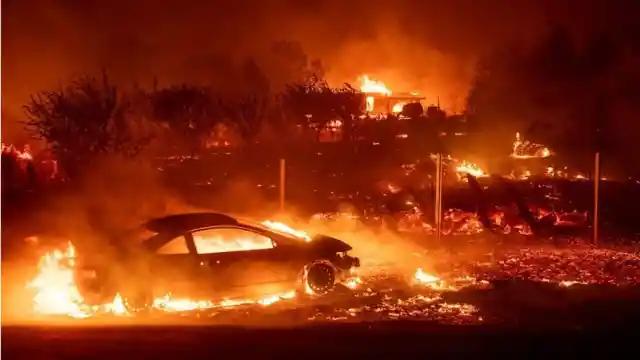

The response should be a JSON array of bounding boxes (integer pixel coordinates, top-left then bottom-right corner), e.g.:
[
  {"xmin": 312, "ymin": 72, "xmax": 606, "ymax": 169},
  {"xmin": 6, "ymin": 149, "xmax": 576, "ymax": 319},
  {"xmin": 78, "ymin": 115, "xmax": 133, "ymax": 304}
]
[
  {"xmin": 147, "ymin": 234, "xmax": 206, "ymax": 299},
  {"xmin": 188, "ymin": 226, "xmax": 290, "ymax": 297}
]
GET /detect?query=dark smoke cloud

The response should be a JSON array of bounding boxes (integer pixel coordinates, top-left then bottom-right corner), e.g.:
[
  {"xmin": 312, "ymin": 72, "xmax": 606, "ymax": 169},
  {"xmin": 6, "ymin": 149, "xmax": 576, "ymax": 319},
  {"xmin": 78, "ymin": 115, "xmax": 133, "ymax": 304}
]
[{"xmin": 1, "ymin": 0, "xmax": 622, "ymax": 141}]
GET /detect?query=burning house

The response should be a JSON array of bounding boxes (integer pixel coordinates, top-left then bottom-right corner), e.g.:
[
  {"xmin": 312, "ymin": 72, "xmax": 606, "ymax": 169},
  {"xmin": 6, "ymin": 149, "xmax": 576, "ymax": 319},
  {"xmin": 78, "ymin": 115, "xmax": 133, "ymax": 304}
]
[{"xmin": 359, "ymin": 75, "xmax": 425, "ymax": 115}]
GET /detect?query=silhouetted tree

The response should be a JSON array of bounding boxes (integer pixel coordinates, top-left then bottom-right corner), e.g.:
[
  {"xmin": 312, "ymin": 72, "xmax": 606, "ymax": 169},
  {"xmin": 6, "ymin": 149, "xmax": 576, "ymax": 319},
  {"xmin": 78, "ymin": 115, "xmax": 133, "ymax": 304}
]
[
  {"xmin": 23, "ymin": 71, "xmax": 151, "ymax": 178},
  {"xmin": 269, "ymin": 41, "xmax": 326, "ymax": 88},
  {"xmin": 218, "ymin": 92, "xmax": 272, "ymax": 142},
  {"xmin": 148, "ymin": 84, "xmax": 218, "ymax": 154}
]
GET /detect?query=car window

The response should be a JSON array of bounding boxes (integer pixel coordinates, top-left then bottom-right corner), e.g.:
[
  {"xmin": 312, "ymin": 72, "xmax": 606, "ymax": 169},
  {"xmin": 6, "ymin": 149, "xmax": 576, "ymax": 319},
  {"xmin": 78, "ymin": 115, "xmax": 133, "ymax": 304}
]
[
  {"xmin": 156, "ymin": 236, "xmax": 190, "ymax": 255},
  {"xmin": 191, "ymin": 228, "xmax": 274, "ymax": 254}
]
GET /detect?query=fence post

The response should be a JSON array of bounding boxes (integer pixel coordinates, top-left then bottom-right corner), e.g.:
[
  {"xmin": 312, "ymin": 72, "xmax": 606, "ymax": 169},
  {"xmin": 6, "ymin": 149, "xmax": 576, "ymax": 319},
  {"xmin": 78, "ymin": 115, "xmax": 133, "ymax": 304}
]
[
  {"xmin": 279, "ymin": 158, "xmax": 286, "ymax": 211},
  {"xmin": 593, "ymin": 152, "xmax": 600, "ymax": 246},
  {"xmin": 434, "ymin": 153, "xmax": 443, "ymax": 242}
]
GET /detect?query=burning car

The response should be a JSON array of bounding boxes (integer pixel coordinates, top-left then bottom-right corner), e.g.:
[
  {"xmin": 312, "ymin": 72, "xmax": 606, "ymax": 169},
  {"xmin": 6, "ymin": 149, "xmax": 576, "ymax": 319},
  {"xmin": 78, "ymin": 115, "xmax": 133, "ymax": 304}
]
[{"xmin": 73, "ymin": 213, "xmax": 360, "ymax": 312}]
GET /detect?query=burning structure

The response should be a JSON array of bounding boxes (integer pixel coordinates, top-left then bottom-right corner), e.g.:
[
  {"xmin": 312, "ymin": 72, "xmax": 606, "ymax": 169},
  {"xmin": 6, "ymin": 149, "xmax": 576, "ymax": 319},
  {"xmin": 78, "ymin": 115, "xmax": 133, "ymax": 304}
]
[{"xmin": 359, "ymin": 75, "xmax": 425, "ymax": 115}]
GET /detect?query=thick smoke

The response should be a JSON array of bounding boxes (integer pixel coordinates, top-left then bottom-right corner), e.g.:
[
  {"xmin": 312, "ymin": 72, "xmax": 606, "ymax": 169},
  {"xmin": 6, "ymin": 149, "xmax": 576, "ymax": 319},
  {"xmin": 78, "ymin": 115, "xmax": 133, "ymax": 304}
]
[{"xmin": 3, "ymin": 0, "xmax": 609, "ymax": 141}]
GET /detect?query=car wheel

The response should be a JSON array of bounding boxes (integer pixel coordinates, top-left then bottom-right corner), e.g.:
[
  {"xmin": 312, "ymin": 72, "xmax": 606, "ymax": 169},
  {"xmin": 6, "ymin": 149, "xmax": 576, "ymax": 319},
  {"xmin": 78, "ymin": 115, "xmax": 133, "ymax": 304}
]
[
  {"xmin": 303, "ymin": 262, "xmax": 336, "ymax": 296},
  {"xmin": 74, "ymin": 269, "xmax": 116, "ymax": 306},
  {"xmin": 121, "ymin": 289, "xmax": 153, "ymax": 315}
]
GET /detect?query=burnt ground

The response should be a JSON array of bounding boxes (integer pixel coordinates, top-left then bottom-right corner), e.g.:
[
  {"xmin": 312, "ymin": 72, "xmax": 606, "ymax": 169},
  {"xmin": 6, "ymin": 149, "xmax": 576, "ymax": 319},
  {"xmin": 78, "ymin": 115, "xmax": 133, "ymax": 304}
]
[
  {"xmin": 2, "ymin": 321, "xmax": 638, "ymax": 359},
  {"xmin": 3, "ymin": 190, "xmax": 640, "ymax": 359},
  {"xmin": 4, "ymin": 231, "xmax": 640, "ymax": 359},
  {"xmin": 4, "ymin": 278, "xmax": 640, "ymax": 359}
]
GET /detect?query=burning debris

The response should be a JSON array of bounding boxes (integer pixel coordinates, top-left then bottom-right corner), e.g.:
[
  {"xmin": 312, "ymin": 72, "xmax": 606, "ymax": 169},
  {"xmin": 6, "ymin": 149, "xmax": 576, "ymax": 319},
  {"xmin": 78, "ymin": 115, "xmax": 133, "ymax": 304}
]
[
  {"xmin": 454, "ymin": 160, "xmax": 486, "ymax": 179},
  {"xmin": 2, "ymin": 143, "xmax": 33, "ymax": 161},
  {"xmin": 510, "ymin": 132, "xmax": 552, "ymax": 159},
  {"xmin": 20, "ymin": 226, "xmax": 640, "ymax": 326}
]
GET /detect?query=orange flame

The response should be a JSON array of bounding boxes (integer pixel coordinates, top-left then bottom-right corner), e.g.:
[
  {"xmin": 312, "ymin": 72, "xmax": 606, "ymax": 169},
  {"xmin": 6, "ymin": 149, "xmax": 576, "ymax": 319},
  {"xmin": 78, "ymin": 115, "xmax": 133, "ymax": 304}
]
[
  {"xmin": 392, "ymin": 102, "xmax": 406, "ymax": 114},
  {"xmin": 1, "ymin": 143, "xmax": 33, "ymax": 160},
  {"xmin": 360, "ymin": 75, "xmax": 392, "ymax": 113},
  {"xmin": 26, "ymin": 242, "xmax": 128, "ymax": 318},
  {"xmin": 261, "ymin": 220, "xmax": 312, "ymax": 242},
  {"xmin": 510, "ymin": 132, "xmax": 552, "ymax": 159},
  {"xmin": 27, "ymin": 220, "xmax": 323, "ymax": 318},
  {"xmin": 455, "ymin": 160, "xmax": 486, "ymax": 178},
  {"xmin": 360, "ymin": 75, "xmax": 392, "ymax": 95}
]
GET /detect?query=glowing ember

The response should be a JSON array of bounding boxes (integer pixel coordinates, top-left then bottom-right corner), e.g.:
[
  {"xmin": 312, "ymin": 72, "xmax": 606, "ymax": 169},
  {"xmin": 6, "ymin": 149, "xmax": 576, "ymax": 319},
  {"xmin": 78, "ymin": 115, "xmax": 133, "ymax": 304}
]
[
  {"xmin": 152, "ymin": 290, "xmax": 297, "ymax": 312},
  {"xmin": 414, "ymin": 268, "xmax": 441, "ymax": 284},
  {"xmin": 413, "ymin": 268, "xmax": 453, "ymax": 291},
  {"xmin": 344, "ymin": 277, "xmax": 363, "ymax": 289},
  {"xmin": 261, "ymin": 220, "xmax": 312, "ymax": 242},
  {"xmin": 510, "ymin": 132, "xmax": 552, "ymax": 159}
]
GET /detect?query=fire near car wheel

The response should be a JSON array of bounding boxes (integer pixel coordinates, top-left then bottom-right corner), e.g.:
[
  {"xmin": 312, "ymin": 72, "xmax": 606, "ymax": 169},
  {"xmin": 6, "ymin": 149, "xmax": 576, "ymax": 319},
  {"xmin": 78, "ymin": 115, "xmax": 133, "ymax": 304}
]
[
  {"xmin": 122, "ymin": 290, "xmax": 152, "ymax": 314},
  {"xmin": 304, "ymin": 262, "xmax": 336, "ymax": 296},
  {"xmin": 74, "ymin": 269, "xmax": 116, "ymax": 306}
]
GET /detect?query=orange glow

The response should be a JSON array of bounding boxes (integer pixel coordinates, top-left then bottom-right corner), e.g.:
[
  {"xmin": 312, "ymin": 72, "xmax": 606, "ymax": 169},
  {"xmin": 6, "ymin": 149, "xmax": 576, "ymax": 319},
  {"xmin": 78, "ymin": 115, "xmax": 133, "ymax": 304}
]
[
  {"xmin": 27, "ymin": 220, "xmax": 316, "ymax": 318},
  {"xmin": 27, "ymin": 242, "xmax": 128, "ymax": 318},
  {"xmin": 1, "ymin": 143, "xmax": 33, "ymax": 160},
  {"xmin": 360, "ymin": 75, "xmax": 392, "ymax": 113},
  {"xmin": 413, "ymin": 268, "xmax": 452, "ymax": 291},
  {"xmin": 392, "ymin": 102, "xmax": 406, "ymax": 113},
  {"xmin": 510, "ymin": 132, "xmax": 552, "ymax": 159},
  {"xmin": 455, "ymin": 160, "xmax": 486, "ymax": 178},
  {"xmin": 261, "ymin": 220, "xmax": 312, "ymax": 242},
  {"xmin": 360, "ymin": 75, "xmax": 392, "ymax": 95}
]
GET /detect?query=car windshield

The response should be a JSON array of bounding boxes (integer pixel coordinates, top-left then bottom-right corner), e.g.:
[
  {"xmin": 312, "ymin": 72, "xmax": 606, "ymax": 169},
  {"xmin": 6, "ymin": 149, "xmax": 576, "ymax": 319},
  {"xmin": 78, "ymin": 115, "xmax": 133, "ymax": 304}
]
[{"xmin": 239, "ymin": 218, "xmax": 313, "ymax": 242}]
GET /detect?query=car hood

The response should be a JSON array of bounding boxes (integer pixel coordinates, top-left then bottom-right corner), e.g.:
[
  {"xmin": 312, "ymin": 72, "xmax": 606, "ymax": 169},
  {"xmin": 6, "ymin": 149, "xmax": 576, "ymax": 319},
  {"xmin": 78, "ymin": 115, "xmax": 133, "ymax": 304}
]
[{"xmin": 309, "ymin": 234, "xmax": 353, "ymax": 252}]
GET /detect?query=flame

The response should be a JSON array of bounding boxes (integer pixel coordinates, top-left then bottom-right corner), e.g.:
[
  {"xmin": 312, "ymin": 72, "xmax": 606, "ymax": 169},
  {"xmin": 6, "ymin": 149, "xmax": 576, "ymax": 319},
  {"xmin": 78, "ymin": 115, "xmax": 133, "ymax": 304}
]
[
  {"xmin": 510, "ymin": 132, "xmax": 552, "ymax": 159},
  {"xmin": 27, "ymin": 242, "xmax": 128, "ymax": 318},
  {"xmin": 27, "ymin": 227, "xmax": 310, "ymax": 318},
  {"xmin": 413, "ymin": 268, "xmax": 451, "ymax": 290},
  {"xmin": 261, "ymin": 220, "xmax": 312, "ymax": 242},
  {"xmin": 413, "ymin": 269, "xmax": 482, "ymax": 291},
  {"xmin": 360, "ymin": 75, "xmax": 392, "ymax": 95},
  {"xmin": 344, "ymin": 277, "xmax": 362, "ymax": 290},
  {"xmin": 1, "ymin": 143, "xmax": 33, "ymax": 160},
  {"xmin": 455, "ymin": 160, "xmax": 486, "ymax": 178},
  {"xmin": 392, "ymin": 102, "xmax": 406, "ymax": 113},
  {"xmin": 152, "ymin": 290, "xmax": 297, "ymax": 312},
  {"xmin": 360, "ymin": 75, "xmax": 392, "ymax": 113}
]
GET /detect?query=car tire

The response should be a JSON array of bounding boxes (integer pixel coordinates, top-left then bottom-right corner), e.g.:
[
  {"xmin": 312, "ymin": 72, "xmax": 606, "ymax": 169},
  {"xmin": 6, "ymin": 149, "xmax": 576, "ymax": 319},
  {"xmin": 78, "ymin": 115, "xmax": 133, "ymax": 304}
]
[
  {"xmin": 122, "ymin": 289, "xmax": 153, "ymax": 315},
  {"xmin": 302, "ymin": 261, "xmax": 336, "ymax": 296},
  {"xmin": 74, "ymin": 269, "xmax": 116, "ymax": 306}
]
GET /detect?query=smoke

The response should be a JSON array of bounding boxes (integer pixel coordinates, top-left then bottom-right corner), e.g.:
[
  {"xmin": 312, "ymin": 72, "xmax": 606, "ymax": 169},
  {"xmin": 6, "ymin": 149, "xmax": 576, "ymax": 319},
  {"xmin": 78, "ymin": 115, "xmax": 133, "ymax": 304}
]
[{"xmin": 3, "ymin": 0, "xmax": 590, "ymax": 141}]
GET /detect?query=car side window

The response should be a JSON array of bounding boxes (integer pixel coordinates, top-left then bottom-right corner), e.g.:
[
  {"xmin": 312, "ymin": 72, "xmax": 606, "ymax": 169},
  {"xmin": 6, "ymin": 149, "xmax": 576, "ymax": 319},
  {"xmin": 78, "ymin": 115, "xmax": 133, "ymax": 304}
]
[
  {"xmin": 156, "ymin": 236, "xmax": 190, "ymax": 255},
  {"xmin": 191, "ymin": 228, "xmax": 274, "ymax": 254}
]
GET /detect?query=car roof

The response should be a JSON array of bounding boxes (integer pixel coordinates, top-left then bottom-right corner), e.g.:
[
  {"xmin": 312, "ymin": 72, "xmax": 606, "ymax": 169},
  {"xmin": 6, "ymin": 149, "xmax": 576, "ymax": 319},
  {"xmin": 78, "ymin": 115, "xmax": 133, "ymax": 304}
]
[{"xmin": 142, "ymin": 212, "xmax": 239, "ymax": 234}]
